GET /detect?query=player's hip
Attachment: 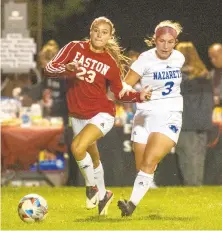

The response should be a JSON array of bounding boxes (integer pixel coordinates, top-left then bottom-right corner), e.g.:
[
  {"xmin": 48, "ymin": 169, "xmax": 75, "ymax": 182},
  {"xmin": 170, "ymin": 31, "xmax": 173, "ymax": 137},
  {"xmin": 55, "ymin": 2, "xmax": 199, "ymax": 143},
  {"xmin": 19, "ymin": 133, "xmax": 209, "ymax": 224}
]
[
  {"xmin": 132, "ymin": 110, "xmax": 182, "ymax": 132},
  {"xmin": 131, "ymin": 110, "xmax": 182, "ymax": 144},
  {"xmin": 67, "ymin": 100, "xmax": 116, "ymax": 120},
  {"xmin": 70, "ymin": 112, "xmax": 115, "ymax": 136}
]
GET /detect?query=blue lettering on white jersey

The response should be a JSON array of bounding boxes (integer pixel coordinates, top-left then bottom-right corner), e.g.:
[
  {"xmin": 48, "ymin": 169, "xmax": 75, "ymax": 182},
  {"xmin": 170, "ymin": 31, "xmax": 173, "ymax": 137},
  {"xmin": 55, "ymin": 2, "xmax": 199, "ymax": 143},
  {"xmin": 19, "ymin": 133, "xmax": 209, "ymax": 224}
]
[
  {"xmin": 153, "ymin": 70, "xmax": 181, "ymax": 80},
  {"xmin": 131, "ymin": 48, "xmax": 185, "ymax": 111}
]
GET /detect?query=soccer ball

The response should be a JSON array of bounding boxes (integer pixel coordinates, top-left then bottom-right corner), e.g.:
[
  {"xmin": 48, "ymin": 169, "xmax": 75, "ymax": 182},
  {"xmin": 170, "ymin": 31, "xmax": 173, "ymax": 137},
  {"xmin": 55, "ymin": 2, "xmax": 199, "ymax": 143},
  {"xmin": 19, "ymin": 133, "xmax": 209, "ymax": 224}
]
[{"xmin": 18, "ymin": 194, "xmax": 48, "ymax": 223}]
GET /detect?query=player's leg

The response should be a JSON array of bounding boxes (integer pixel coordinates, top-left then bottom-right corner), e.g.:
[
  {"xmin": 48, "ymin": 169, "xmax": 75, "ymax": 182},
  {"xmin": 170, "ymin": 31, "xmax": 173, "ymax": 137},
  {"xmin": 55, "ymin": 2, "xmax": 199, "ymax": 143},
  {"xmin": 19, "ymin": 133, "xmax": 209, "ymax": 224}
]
[
  {"xmin": 72, "ymin": 123, "xmax": 103, "ymax": 209},
  {"xmin": 70, "ymin": 117, "xmax": 99, "ymax": 209},
  {"xmin": 118, "ymin": 110, "xmax": 150, "ymax": 216},
  {"xmin": 119, "ymin": 133, "xmax": 175, "ymax": 216},
  {"xmin": 117, "ymin": 142, "xmax": 148, "ymax": 216},
  {"xmin": 72, "ymin": 112, "xmax": 114, "ymax": 215},
  {"xmin": 86, "ymin": 113, "xmax": 114, "ymax": 215},
  {"xmin": 87, "ymin": 142, "xmax": 100, "ymax": 168},
  {"xmin": 130, "ymin": 110, "xmax": 149, "ymax": 172},
  {"xmin": 87, "ymin": 142, "xmax": 106, "ymax": 201},
  {"xmin": 132, "ymin": 142, "xmax": 146, "ymax": 171},
  {"xmin": 89, "ymin": 149, "xmax": 114, "ymax": 216},
  {"xmin": 133, "ymin": 142, "xmax": 158, "ymax": 188},
  {"xmin": 118, "ymin": 111, "xmax": 182, "ymax": 216},
  {"xmin": 131, "ymin": 110, "xmax": 157, "ymax": 190},
  {"xmin": 140, "ymin": 132, "xmax": 175, "ymax": 173}
]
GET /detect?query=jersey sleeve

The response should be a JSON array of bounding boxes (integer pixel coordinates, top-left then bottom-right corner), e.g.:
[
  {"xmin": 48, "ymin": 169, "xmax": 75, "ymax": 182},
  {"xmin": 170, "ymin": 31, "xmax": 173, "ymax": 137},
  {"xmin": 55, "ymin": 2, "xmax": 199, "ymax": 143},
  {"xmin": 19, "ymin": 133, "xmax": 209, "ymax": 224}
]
[
  {"xmin": 179, "ymin": 53, "xmax": 185, "ymax": 68},
  {"xmin": 175, "ymin": 50, "xmax": 185, "ymax": 68},
  {"xmin": 44, "ymin": 41, "xmax": 78, "ymax": 78},
  {"xmin": 130, "ymin": 53, "xmax": 148, "ymax": 77}
]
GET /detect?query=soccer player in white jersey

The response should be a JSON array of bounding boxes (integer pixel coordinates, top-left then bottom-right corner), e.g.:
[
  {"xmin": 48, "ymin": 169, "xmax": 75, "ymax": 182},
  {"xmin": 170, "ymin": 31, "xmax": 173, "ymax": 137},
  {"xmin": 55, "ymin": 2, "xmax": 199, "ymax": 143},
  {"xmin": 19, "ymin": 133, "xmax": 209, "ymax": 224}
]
[{"xmin": 118, "ymin": 20, "xmax": 185, "ymax": 216}]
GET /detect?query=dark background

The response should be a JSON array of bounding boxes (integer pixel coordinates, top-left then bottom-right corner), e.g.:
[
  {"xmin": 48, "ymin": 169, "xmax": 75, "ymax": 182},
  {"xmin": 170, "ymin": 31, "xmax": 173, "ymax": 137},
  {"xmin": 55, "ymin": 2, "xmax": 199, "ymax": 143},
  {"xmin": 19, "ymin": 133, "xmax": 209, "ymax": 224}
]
[{"xmin": 43, "ymin": 0, "xmax": 222, "ymax": 69}]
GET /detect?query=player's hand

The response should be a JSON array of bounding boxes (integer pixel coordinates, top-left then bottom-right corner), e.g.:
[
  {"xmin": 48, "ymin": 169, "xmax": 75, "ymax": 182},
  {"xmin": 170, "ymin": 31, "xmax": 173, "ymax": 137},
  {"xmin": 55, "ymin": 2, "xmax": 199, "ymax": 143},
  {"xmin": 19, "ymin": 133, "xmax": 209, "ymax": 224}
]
[
  {"xmin": 65, "ymin": 62, "xmax": 81, "ymax": 72},
  {"xmin": 140, "ymin": 85, "xmax": 152, "ymax": 101},
  {"xmin": 119, "ymin": 82, "xmax": 136, "ymax": 98}
]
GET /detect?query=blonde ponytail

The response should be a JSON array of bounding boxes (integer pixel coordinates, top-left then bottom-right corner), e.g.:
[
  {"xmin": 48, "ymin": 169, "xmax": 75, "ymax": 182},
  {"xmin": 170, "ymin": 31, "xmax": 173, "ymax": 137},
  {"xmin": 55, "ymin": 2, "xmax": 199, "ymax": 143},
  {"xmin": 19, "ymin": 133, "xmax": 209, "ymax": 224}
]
[
  {"xmin": 144, "ymin": 37, "xmax": 155, "ymax": 47},
  {"xmin": 105, "ymin": 37, "xmax": 130, "ymax": 77}
]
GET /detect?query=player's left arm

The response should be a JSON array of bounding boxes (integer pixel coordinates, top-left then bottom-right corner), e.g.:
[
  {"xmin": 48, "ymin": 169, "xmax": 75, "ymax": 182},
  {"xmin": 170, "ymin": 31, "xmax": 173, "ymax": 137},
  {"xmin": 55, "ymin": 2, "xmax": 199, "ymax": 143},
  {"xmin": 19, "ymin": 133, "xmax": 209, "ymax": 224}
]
[{"xmin": 108, "ymin": 68, "xmax": 151, "ymax": 103}]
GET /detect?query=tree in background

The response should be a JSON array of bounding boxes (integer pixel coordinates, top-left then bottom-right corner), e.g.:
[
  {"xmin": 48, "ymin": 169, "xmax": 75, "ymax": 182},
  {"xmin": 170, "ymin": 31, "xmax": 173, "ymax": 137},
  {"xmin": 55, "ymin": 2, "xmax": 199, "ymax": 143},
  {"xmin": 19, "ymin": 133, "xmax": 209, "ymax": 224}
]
[{"xmin": 43, "ymin": 0, "xmax": 87, "ymax": 33}]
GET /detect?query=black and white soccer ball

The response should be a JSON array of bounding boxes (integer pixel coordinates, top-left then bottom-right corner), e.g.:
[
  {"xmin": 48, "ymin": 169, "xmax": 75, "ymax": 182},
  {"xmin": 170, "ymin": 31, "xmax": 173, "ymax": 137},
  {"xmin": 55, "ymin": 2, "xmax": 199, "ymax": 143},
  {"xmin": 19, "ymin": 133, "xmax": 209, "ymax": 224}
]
[{"xmin": 18, "ymin": 194, "xmax": 48, "ymax": 223}]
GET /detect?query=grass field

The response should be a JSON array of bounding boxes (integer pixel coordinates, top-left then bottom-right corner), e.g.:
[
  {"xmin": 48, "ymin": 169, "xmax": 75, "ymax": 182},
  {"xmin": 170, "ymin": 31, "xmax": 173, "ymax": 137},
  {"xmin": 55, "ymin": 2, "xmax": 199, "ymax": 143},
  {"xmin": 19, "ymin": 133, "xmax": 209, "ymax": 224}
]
[{"xmin": 1, "ymin": 186, "xmax": 222, "ymax": 230}]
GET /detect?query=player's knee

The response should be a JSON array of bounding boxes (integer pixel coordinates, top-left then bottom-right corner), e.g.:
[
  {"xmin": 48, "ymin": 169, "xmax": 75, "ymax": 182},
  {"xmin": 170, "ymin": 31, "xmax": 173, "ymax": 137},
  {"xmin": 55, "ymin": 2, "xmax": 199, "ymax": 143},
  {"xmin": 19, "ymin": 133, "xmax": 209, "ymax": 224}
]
[{"xmin": 71, "ymin": 140, "xmax": 87, "ymax": 159}]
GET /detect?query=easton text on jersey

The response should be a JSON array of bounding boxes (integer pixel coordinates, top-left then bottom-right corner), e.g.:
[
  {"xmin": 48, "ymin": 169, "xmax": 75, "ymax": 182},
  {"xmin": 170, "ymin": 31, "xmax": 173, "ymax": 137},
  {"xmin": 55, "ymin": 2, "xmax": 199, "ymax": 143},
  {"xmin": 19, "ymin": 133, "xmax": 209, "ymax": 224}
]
[
  {"xmin": 73, "ymin": 52, "xmax": 110, "ymax": 76},
  {"xmin": 153, "ymin": 70, "xmax": 182, "ymax": 80}
]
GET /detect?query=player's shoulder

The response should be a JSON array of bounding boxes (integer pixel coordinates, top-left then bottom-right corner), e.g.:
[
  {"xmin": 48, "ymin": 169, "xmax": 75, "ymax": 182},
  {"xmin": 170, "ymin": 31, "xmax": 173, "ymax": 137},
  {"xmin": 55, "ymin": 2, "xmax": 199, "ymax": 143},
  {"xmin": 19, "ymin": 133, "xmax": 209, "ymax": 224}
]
[
  {"xmin": 61, "ymin": 40, "xmax": 81, "ymax": 51},
  {"xmin": 132, "ymin": 49, "xmax": 155, "ymax": 70},
  {"xmin": 171, "ymin": 49, "xmax": 185, "ymax": 61},
  {"xmin": 106, "ymin": 52, "xmax": 119, "ymax": 68},
  {"xmin": 69, "ymin": 40, "xmax": 88, "ymax": 49},
  {"xmin": 138, "ymin": 48, "xmax": 155, "ymax": 59}
]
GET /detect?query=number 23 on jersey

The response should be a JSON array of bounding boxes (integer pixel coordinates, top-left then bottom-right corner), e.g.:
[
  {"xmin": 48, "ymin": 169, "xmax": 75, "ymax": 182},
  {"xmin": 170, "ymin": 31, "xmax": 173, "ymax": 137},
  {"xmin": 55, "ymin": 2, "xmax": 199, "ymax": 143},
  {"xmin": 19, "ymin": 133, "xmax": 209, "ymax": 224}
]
[{"xmin": 76, "ymin": 67, "xmax": 96, "ymax": 83}]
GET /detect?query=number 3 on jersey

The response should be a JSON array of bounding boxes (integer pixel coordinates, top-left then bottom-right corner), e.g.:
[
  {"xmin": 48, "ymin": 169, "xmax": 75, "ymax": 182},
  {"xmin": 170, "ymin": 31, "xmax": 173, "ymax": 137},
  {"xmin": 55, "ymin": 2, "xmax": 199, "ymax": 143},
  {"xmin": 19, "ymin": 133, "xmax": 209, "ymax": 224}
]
[
  {"xmin": 76, "ymin": 67, "xmax": 96, "ymax": 83},
  {"xmin": 162, "ymin": 81, "xmax": 174, "ymax": 96}
]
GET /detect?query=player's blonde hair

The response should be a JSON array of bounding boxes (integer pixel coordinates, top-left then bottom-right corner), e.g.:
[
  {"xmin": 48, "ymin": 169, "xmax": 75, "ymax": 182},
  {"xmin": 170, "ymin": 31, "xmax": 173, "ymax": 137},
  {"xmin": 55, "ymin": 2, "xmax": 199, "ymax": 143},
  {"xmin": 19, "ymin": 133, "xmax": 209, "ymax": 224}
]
[
  {"xmin": 176, "ymin": 42, "xmax": 209, "ymax": 79},
  {"xmin": 90, "ymin": 17, "xmax": 129, "ymax": 77},
  {"xmin": 145, "ymin": 20, "xmax": 183, "ymax": 47}
]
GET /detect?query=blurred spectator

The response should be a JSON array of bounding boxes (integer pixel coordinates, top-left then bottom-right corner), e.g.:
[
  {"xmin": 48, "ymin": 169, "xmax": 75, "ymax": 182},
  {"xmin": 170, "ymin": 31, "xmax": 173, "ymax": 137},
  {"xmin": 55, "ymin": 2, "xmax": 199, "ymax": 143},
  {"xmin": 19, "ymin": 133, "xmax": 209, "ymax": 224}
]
[
  {"xmin": 115, "ymin": 102, "xmax": 127, "ymax": 126},
  {"xmin": 124, "ymin": 103, "xmax": 134, "ymax": 124},
  {"xmin": 175, "ymin": 42, "xmax": 213, "ymax": 186},
  {"xmin": 208, "ymin": 43, "xmax": 222, "ymax": 106},
  {"xmin": 207, "ymin": 43, "xmax": 222, "ymax": 185},
  {"xmin": 40, "ymin": 40, "xmax": 78, "ymax": 185},
  {"xmin": 19, "ymin": 83, "xmax": 43, "ymax": 107},
  {"xmin": 39, "ymin": 40, "xmax": 68, "ymax": 119},
  {"xmin": 39, "ymin": 40, "xmax": 59, "ymax": 68}
]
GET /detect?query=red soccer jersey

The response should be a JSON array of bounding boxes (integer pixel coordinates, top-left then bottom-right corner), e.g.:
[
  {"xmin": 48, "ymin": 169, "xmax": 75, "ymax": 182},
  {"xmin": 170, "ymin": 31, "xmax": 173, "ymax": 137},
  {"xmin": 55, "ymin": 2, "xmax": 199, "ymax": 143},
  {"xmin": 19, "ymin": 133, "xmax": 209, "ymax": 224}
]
[{"xmin": 44, "ymin": 41, "xmax": 141, "ymax": 119}]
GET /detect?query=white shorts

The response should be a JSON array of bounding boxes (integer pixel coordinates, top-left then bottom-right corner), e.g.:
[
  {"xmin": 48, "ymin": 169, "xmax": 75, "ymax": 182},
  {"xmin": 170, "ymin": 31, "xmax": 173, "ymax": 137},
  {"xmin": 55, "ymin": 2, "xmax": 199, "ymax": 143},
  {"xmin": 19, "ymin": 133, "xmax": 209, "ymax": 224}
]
[
  {"xmin": 131, "ymin": 110, "xmax": 182, "ymax": 144},
  {"xmin": 70, "ymin": 112, "xmax": 114, "ymax": 136}
]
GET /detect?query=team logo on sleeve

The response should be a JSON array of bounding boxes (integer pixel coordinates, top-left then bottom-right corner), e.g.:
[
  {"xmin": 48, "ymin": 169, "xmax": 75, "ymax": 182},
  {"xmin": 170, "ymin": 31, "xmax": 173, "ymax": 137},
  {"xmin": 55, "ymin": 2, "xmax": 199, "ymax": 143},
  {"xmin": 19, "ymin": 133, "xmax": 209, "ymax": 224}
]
[{"xmin": 169, "ymin": 124, "xmax": 179, "ymax": 133}]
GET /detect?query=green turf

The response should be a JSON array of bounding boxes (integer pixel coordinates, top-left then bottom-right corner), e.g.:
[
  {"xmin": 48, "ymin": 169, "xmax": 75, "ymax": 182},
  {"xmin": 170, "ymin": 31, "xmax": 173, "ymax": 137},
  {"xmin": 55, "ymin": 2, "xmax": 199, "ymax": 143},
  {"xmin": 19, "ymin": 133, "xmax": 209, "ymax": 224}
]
[{"xmin": 1, "ymin": 186, "xmax": 222, "ymax": 230}]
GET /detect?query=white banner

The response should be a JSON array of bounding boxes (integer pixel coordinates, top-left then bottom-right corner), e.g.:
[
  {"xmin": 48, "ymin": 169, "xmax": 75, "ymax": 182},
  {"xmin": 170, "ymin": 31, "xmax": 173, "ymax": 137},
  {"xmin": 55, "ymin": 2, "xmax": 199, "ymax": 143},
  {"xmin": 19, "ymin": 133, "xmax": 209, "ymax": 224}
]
[{"xmin": 1, "ymin": 33, "xmax": 37, "ymax": 72}]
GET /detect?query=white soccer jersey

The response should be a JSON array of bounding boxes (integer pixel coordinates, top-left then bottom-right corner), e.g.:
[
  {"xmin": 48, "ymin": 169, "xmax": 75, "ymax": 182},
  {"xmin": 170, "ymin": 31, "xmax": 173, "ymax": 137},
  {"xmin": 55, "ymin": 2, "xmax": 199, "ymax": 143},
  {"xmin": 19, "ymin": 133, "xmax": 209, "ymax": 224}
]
[{"xmin": 131, "ymin": 48, "xmax": 185, "ymax": 112}]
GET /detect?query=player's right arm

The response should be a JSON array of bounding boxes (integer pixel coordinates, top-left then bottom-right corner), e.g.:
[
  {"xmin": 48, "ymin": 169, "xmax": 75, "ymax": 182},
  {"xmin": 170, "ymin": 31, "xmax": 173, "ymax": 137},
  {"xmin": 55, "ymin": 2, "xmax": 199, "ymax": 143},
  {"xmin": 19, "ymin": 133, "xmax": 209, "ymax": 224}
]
[
  {"xmin": 44, "ymin": 41, "xmax": 78, "ymax": 79},
  {"xmin": 123, "ymin": 69, "xmax": 141, "ymax": 86},
  {"xmin": 119, "ymin": 69, "xmax": 141, "ymax": 97},
  {"xmin": 119, "ymin": 53, "xmax": 148, "ymax": 97},
  {"xmin": 124, "ymin": 53, "xmax": 146, "ymax": 85}
]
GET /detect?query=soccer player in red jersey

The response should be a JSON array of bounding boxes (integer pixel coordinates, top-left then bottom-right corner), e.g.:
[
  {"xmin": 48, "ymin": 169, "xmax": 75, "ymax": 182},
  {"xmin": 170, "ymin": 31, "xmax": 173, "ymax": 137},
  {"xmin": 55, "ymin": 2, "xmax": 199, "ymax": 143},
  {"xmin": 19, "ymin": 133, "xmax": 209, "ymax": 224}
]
[{"xmin": 44, "ymin": 16, "xmax": 151, "ymax": 216}]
